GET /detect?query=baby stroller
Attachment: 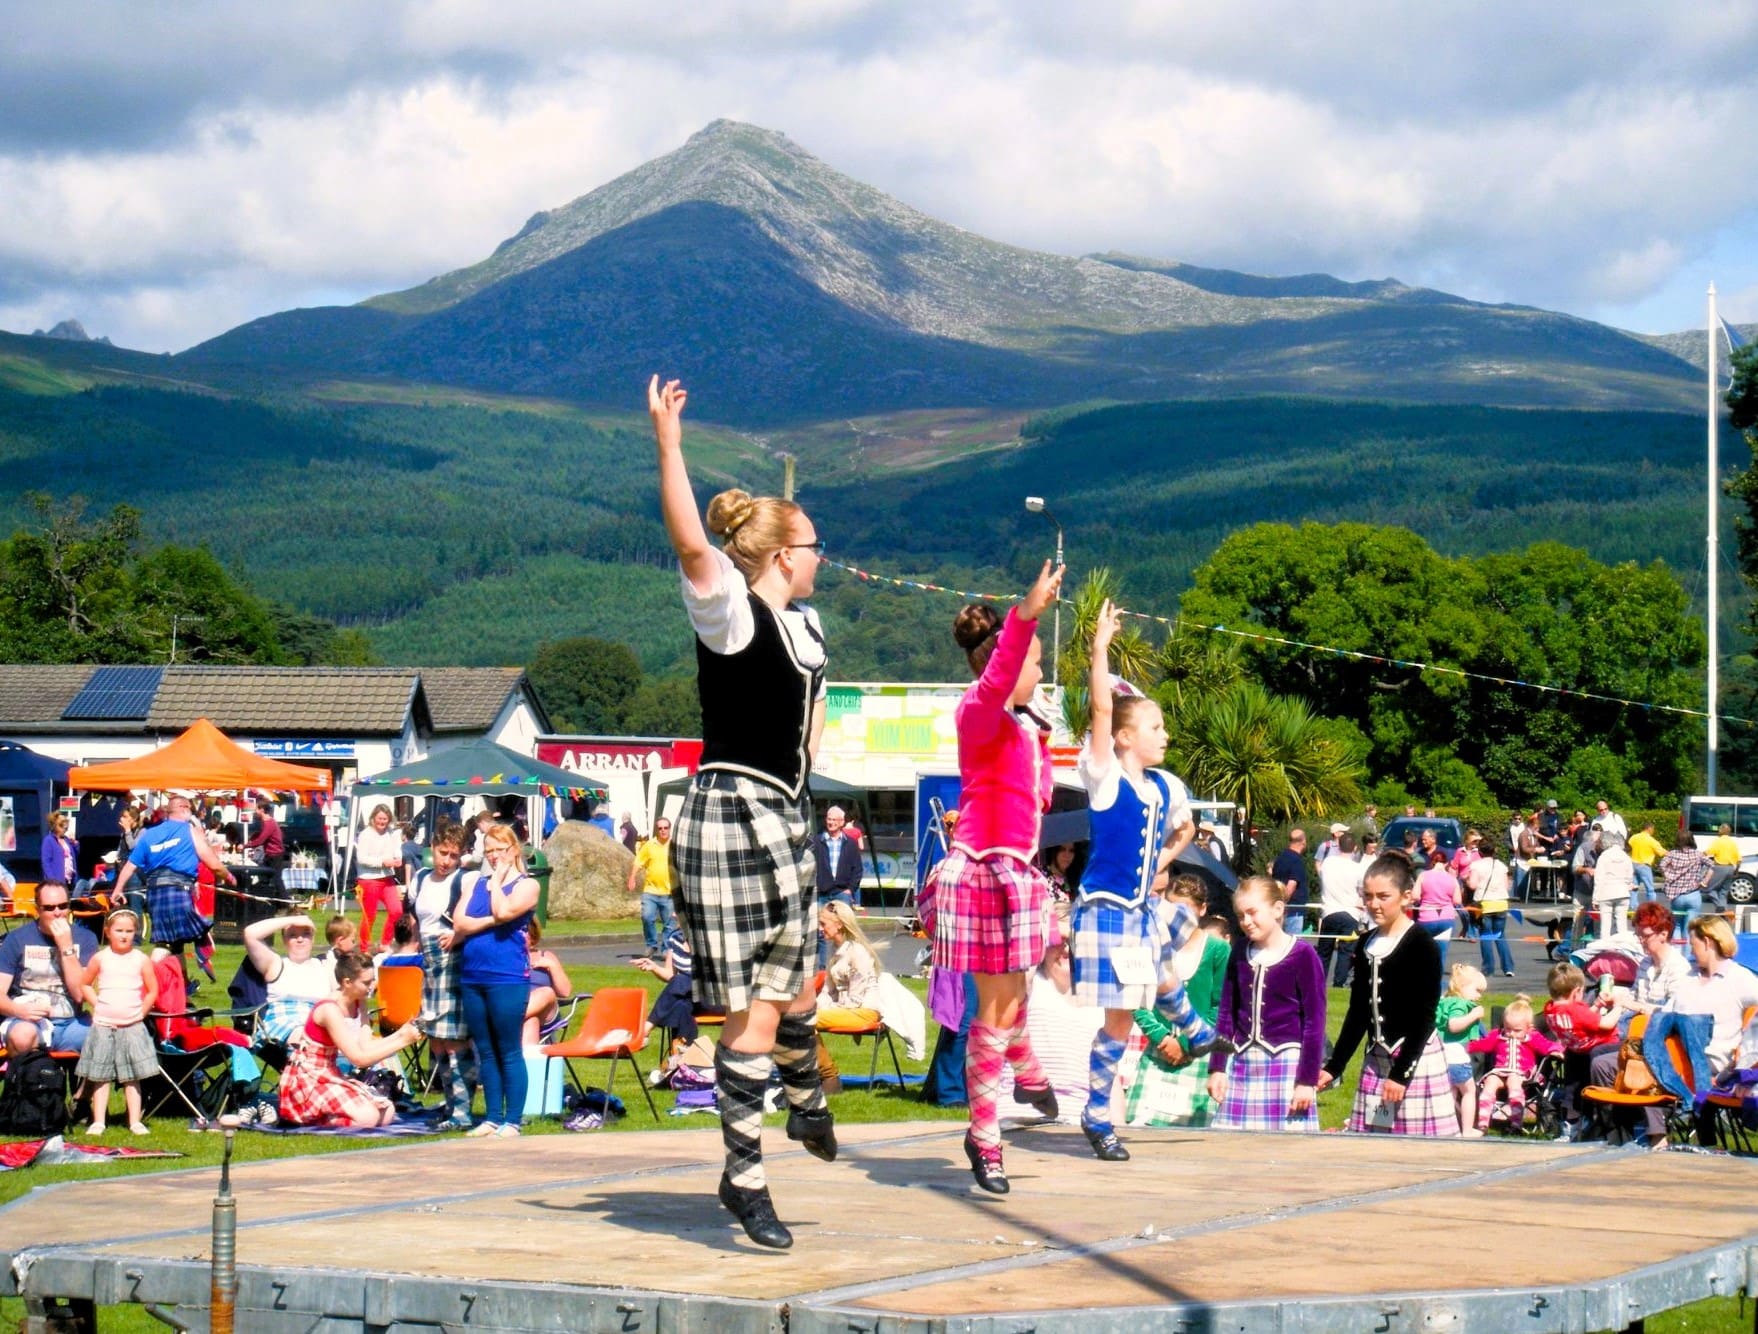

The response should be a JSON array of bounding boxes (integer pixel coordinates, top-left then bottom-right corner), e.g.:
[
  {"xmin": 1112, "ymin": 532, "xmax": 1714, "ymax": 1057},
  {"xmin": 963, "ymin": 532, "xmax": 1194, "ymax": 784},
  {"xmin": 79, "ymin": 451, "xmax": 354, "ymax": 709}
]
[{"xmin": 1478, "ymin": 1050, "xmax": 1566, "ymax": 1137}]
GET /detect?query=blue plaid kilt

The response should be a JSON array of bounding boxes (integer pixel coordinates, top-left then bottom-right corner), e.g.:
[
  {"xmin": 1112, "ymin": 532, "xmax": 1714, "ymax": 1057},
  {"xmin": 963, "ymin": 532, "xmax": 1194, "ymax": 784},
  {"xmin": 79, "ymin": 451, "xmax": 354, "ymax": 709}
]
[
  {"xmin": 146, "ymin": 873, "xmax": 211, "ymax": 947},
  {"xmin": 1071, "ymin": 900, "xmax": 1173, "ymax": 1010},
  {"xmin": 1214, "ymin": 1045, "xmax": 1317, "ymax": 1133},
  {"xmin": 671, "ymin": 770, "xmax": 815, "ymax": 1013},
  {"xmin": 419, "ymin": 934, "xmax": 468, "ymax": 1041}
]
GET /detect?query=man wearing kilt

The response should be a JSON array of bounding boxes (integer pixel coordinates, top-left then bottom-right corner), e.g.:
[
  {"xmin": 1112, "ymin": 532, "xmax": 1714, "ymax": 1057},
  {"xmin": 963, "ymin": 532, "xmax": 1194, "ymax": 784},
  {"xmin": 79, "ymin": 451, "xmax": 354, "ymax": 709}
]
[
  {"xmin": 1071, "ymin": 602, "xmax": 1226, "ymax": 1162},
  {"xmin": 409, "ymin": 827, "xmax": 477, "ymax": 1130},
  {"xmin": 112, "ymin": 793, "xmax": 235, "ymax": 953},
  {"xmin": 651, "ymin": 376, "xmax": 835, "ymax": 1251},
  {"xmin": 1319, "ymin": 855, "xmax": 1459, "ymax": 1136}
]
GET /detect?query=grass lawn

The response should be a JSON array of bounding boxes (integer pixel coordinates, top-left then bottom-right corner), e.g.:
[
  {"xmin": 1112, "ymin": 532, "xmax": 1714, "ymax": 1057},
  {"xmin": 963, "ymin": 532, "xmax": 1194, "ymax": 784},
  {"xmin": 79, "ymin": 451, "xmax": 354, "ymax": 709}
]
[{"xmin": 1, "ymin": 962, "xmax": 1746, "ymax": 1331}]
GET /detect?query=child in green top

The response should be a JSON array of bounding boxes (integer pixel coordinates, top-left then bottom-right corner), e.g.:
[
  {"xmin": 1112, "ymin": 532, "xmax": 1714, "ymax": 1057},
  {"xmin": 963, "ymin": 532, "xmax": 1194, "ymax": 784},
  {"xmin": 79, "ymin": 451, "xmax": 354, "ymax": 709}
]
[
  {"xmin": 1125, "ymin": 876, "xmax": 1231, "ymax": 1126},
  {"xmin": 1437, "ymin": 963, "xmax": 1488, "ymax": 1137}
]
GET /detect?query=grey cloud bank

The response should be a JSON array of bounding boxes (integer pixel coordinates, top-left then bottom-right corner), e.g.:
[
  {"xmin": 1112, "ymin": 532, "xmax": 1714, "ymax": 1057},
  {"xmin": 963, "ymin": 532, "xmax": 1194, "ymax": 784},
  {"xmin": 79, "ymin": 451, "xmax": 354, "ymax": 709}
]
[{"xmin": 3, "ymin": 1, "xmax": 1756, "ymax": 352}]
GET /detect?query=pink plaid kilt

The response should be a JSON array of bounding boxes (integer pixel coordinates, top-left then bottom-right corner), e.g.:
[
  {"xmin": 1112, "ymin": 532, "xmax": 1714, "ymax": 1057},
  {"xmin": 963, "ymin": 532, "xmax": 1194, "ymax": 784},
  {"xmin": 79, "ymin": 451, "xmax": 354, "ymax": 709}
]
[
  {"xmin": 1346, "ymin": 1034, "xmax": 1458, "ymax": 1137},
  {"xmin": 278, "ymin": 1037, "xmax": 393, "ymax": 1128},
  {"xmin": 930, "ymin": 848, "xmax": 1051, "ymax": 975}
]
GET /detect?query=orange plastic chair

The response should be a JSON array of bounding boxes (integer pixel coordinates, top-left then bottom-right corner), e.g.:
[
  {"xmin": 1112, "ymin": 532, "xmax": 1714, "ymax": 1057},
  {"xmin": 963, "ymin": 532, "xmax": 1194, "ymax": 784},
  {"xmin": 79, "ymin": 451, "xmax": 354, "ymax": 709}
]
[
  {"xmin": 374, "ymin": 964, "xmax": 429, "ymax": 1090},
  {"xmin": 1, "ymin": 882, "xmax": 37, "ymax": 935},
  {"xmin": 1583, "ymin": 1014, "xmax": 1694, "ymax": 1144},
  {"xmin": 541, "ymin": 987, "xmax": 658, "ymax": 1123}
]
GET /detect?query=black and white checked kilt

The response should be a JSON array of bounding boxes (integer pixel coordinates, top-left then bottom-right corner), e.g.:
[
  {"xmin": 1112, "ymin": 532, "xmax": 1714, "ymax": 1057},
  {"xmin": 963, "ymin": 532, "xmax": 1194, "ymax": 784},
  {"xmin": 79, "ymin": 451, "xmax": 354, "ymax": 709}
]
[{"xmin": 672, "ymin": 770, "xmax": 816, "ymax": 1013}]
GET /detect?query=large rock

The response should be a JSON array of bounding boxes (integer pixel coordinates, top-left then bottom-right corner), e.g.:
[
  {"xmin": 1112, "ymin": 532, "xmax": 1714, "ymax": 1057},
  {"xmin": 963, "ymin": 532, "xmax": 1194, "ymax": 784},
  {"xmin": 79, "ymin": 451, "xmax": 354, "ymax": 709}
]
[{"xmin": 543, "ymin": 821, "xmax": 635, "ymax": 919}]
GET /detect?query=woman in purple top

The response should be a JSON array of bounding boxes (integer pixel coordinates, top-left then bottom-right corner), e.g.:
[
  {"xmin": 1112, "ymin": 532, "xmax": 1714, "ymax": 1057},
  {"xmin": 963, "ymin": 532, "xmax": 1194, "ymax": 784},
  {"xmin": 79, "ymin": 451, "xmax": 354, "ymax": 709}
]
[
  {"xmin": 40, "ymin": 811, "xmax": 79, "ymax": 887},
  {"xmin": 1207, "ymin": 877, "xmax": 1326, "ymax": 1132}
]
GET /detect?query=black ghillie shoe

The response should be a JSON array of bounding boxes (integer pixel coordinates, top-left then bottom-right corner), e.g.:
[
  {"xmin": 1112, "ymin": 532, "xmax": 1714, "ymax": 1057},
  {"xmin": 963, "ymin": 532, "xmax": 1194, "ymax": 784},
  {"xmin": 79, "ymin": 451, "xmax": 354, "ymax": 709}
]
[
  {"xmin": 718, "ymin": 1174, "xmax": 793, "ymax": 1249},
  {"xmin": 786, "ymin": 1105, "xmax": 838, "ymax": 1162},
  {"xmin": 963, "ymin": 1133, "xmax": 1010, "ymax": 1194},
  {"xmin": 1082, "ymin": 1119, "xmax": 1131, "ymax": 1162},
  {"xmin": 1181, "ymin": 1032, "xmax": 1236, "ymax": 1063},
  {"xmin": 1012, "ymin": 1081, "xmax": 1059, "ymax": 1119}
]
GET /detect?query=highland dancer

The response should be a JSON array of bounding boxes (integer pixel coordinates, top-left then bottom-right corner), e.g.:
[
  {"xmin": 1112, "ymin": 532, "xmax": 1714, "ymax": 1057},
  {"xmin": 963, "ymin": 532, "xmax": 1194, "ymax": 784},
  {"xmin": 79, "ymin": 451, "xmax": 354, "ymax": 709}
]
[
  {"xmin": 928, "ymin": 560, "xmax": 1065, "ymax": 1194},
  {"xmin": 652, "ymin": 375, "xmax": 835, "ymax": 1249},
  {"xmin": 1073, "ymin": 601, "xmax": 1228, "ymax": 1161}
]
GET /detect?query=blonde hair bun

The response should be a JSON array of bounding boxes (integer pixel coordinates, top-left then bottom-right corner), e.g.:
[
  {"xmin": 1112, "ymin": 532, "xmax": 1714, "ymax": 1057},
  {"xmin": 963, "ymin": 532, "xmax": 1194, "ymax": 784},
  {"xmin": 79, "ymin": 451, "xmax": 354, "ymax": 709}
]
[{"xmin": 706, "ymin": 489, "xmax": 756, "ymax": 539}]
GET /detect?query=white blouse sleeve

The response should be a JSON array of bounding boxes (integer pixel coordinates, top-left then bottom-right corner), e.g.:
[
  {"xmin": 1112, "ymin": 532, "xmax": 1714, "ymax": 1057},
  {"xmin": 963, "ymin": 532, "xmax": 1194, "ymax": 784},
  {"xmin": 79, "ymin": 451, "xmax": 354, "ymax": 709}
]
[{"xmin": 680, "ymin": 548, "xmax": 755, "ymax": 656}]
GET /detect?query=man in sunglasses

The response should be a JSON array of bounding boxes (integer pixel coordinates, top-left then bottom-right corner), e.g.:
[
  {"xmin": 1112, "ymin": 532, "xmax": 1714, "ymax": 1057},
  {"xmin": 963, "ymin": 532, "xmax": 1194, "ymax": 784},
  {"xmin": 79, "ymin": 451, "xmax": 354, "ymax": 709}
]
[{"xmin": 0, "ymin": 880, "xmax": 99, "ymax": 1053}]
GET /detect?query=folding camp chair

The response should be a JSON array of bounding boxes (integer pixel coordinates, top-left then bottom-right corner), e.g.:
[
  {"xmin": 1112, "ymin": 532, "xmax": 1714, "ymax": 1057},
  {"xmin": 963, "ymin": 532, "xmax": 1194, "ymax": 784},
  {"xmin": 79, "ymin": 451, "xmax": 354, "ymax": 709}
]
[
  {"xmin": 534, "ymin": 994, "xmax": 585, "ymax": 1048},
  {"xmin": 812, "ymin": 972, "xmax": 907, "ymax": 1089},
  {"xmin": 1, "ymin": 882, "xmax": 37, "ymax": 936},
  {"xmin": 144, "ymin": 953, "xmax": 261, "ymax": 1126},
  {"xmin": 541, "ymin": 988, "xmax": 658, "ymax": 1124},
  {"xmin": 1582, "ymin": 1014, "xmax": 1697, "ymax": 1147},
  {"xmin": 374, "ymin": 964, "xmax": 430, "ymax": 1091}
]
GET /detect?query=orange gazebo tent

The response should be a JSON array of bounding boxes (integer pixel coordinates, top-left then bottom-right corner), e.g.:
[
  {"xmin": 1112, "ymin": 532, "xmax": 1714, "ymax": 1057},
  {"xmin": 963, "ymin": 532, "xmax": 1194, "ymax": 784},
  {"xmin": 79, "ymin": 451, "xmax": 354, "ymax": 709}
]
[{"xmin": 67, "ymin": 718, "xmax": 332, "ymax": 793}]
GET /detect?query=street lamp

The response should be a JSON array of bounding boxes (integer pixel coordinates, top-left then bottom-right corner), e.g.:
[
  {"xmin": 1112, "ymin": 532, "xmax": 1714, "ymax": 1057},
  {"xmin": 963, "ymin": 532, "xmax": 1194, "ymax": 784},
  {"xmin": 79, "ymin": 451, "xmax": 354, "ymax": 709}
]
[{"xmin": 1023, "ymin": 497, "xmax": 1063, "ymax": 687}]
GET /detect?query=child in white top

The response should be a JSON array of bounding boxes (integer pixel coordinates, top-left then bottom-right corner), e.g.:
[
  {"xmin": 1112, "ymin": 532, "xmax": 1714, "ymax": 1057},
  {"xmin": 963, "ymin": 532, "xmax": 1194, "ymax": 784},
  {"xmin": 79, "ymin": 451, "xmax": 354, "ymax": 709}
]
[{"xmin": 75, "ymin": 910, "xmax": 159, "ymax": 1135}]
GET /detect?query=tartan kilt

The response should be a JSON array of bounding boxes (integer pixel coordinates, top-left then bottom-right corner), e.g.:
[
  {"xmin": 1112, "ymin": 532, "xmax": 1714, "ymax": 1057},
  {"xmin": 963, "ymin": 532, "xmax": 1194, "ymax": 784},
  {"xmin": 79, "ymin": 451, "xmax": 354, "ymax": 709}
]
[
  {"xmin": 279, "ymin": 1036, "xmax": 392, "ymax": 1127},
  {"xmin": 146, "ymin": 875, "xmax": 212, "ymax": 947},
  {"xmin": 258, "ymin": 996, "xmax": 317, "ymax": 1047},
  {"xmin": 1125, "ymin": 1044, "xmax": 1213, "ymax": 1127},
  {"xmin": 930, "ymin": 848, "xmax": 1050, "ymax": 975},
  {"xmin": 1213, "ymin": 1045, "xmax": 1317, "ymax": 1133},
  {"xmin": 419, "ymin": 934, "xmax": 468, "ymax": 1041},
  {"xmin": 1071, "ymin": 900, "xmax": 1170, "ymax": 1010},
  {"xmin": 671, "ymin": 772, "xmax": 815, "ymax": 1013},
  {"xmin": 1347, "ymin": 1035, "xmax": 1459, "ymax": 1136}
]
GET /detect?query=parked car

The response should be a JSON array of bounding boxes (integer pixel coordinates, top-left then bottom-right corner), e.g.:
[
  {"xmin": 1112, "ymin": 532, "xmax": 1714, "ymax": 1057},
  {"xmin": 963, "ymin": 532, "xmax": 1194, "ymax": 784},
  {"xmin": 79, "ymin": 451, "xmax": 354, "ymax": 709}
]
[
  {"xmin": 1378, "ymin": 817, "xmax": 1466, "ymax": 861},
  {"xmin": 1681, "ymin": 796, "xmax": 1758, "ymax": 905}
]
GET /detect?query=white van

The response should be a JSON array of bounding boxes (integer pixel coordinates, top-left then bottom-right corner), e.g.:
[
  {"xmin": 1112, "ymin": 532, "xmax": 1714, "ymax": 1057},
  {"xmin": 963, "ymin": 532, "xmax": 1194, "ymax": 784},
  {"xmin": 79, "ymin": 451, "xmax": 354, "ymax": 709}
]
[{"xmin": 1680, "ymin": 796, "xmax": 1758, "ymax": 904}]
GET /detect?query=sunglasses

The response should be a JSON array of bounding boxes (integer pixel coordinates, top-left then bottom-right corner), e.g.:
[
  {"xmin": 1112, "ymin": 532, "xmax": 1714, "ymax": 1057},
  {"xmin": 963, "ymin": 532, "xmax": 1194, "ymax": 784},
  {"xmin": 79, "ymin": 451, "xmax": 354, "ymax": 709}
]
[{"xmin": 39, "ymin": 903, "xmax": 71, "ymax": 913}]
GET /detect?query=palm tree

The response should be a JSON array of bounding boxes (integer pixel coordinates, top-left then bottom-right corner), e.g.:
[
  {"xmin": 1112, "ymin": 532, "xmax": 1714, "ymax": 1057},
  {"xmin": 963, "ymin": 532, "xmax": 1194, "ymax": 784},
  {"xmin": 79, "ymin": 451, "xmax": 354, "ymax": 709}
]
[
  {"xmin": 1169, "ymin": 681, "xmax": 1365, "ymax": 871},
  {"xmin": 1057, "ymin": 568, "xmax": 1158, "ymax": 736}
]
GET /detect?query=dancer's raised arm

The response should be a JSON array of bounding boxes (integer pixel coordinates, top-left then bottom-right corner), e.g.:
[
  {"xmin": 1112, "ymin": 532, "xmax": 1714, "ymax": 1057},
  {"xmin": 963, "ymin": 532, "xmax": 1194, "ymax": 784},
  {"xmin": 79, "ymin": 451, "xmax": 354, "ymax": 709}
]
[
  {"xmin": 1087, "ymin": 598, "xmax": 1121, "ymax": 771},
  {"xmin": 649, "ymin": 375, "xmax": 718, "ymax": 594}
]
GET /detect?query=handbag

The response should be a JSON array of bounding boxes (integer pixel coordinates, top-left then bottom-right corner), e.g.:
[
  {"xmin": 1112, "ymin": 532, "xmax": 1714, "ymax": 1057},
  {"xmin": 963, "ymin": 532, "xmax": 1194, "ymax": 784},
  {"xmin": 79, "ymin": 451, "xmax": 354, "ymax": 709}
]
[{"xmin": 1614, "ymin": 1035, "xmax": 1660, "ymax": 1096}]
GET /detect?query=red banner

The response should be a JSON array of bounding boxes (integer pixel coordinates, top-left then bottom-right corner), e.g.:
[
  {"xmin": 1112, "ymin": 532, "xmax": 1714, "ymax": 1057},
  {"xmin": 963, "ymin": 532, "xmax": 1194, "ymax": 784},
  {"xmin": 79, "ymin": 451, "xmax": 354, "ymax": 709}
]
[{"xmin": 536, "ymin": 739, "xmax": 702, "ymax": 775}]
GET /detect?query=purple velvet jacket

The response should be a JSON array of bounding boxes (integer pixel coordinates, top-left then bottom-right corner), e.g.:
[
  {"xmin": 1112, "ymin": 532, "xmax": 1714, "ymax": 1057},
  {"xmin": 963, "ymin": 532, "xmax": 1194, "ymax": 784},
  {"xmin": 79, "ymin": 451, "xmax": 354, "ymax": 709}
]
[{"xmin": 1209, "ymin": 937, "xmax": 1328, "ymax": 1087}]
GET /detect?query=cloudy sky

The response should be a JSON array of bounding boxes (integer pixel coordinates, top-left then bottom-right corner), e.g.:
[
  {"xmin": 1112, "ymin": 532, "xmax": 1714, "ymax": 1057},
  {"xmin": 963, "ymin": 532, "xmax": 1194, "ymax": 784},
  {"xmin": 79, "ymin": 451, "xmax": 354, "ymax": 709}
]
[{"xmin": 5, "ymin": 1, "xmax": 1758, "ymax": 353}]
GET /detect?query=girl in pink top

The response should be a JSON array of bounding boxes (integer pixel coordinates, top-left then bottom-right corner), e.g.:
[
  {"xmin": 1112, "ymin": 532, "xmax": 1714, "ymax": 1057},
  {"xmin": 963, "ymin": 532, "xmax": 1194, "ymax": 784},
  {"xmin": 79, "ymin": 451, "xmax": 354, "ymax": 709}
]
[
  {"xmin": 926, "ymin": 559, "xmax": 1064, "ymax": 1195},
  {"xmin": 75, "ymin": 910, "xmax": 159, "ymax": 1135}
]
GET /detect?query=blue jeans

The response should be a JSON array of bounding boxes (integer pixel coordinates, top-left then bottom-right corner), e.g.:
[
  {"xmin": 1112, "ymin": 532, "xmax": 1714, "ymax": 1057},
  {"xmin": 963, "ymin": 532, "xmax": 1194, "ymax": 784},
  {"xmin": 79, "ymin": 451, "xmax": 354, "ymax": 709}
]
[
  {"xmin": 1643, "ymin": 1009, "xmax": 1715, "ymax": 1102},
  {"xmin": 1669, "ymin": 891, "xmax": 1703, "ymax": 922},
  {"xmin": 4, "ymin": 1014, "xmax": 90, "ymax": 1052},
  {"xmin": 1632, "ymin": 864, "xmax": 1655, "ymax": 902},
  {"xmin": 1478, "ymin": 912, "xmax": 1514, "ymax": 975},
  {"xmin": 458, "ymin": 981, "xmax": 529, "ymax": 1127},
  {"xmin": 640, "ymin": 893, "xmax": 677, "ymax": 953},
  {"xmin": 1418, "ymin": 918, "xmax": 1452, "ymax": 968}
]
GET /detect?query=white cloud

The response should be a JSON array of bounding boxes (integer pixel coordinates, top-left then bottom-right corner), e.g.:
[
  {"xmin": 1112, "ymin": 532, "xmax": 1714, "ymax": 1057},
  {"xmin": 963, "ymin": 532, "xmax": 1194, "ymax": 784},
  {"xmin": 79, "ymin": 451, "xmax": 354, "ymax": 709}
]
[{"xmin": 1, "ymin": 2, "xmax": 1756, "ymax": 350}]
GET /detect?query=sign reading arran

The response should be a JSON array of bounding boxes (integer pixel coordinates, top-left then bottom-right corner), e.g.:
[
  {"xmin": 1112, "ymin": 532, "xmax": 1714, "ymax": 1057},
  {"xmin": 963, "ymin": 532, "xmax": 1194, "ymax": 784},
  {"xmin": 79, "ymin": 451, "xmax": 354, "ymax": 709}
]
[
  {"xmin": 536, "ymin": 739, "xmax": 702, "ymax": 775},
  {"xmin": 252, "ymin": 739, "xmax": 356, "ymax": 759}
]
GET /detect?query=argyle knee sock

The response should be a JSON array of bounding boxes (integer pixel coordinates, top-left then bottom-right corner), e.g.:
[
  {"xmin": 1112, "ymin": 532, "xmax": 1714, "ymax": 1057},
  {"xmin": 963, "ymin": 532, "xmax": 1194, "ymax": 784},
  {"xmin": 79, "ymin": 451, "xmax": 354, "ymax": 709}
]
[
  {"xmin": 965, "ymin": 1022, "xmax": 1009, "ymax": 1151},
  {"xmin": 771, "ymin": 1013, "xmax": 828, "ymax": 1115},
  {"xmin": 1004, "ymin": 1011, "xmax": 1049, "ymax": 1092},
  {"xmin": 1085, "ymin": 1031, "xmax": 1127, "ymax": 1132},
  {"xmin": 715, "ymin": 1045, "xmax": 773, "ymax": 1190},
  {"xmin": 1154, "ymin": 979, "xmax": 1216, "ymax": 1046},
  {"xmin": 440, "ymin": 1054, "xmax": 472, "ymax": 1118}
]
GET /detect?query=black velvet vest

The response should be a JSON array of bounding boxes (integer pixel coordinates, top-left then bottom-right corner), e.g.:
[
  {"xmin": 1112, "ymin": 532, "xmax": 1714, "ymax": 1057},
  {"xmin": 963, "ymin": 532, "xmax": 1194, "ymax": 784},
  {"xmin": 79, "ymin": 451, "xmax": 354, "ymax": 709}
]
[{"xmin": 696, "ymin": 594, "xmax": 823, "ymax": 798}]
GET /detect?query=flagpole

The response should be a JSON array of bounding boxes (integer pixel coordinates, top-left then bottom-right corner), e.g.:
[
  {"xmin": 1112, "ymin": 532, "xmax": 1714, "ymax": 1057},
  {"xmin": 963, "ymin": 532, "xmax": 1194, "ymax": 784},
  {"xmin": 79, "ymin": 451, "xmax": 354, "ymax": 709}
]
[{"xmin": 1708, "ymin": 282, "xmax": 1720, "ymax": 795}]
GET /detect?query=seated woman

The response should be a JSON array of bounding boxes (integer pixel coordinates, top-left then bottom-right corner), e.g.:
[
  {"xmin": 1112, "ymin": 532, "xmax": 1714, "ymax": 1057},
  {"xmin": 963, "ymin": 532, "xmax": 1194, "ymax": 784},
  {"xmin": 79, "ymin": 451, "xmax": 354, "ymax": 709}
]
[
  {"xmin": 814, "ymin": 900, "xmax": 882, "ymax": 1094},
  {"xmin": 243, "ymin": 914, "xmax": 336, "ymax": 1051},
  {"xmin": 278, "ymin": 951, "xmax": 422, "ymax": 1128},
  {"xmin": 635, "ymin": 923, "xmax": 696, "ymax": 1043},
  {"xmin": 521, "ymin": 920, "xmax": 575, "ymax": 1046},
  {"xmin": 1644, "ymin": 915, "xmax": 1758, "ymax": 1143}
]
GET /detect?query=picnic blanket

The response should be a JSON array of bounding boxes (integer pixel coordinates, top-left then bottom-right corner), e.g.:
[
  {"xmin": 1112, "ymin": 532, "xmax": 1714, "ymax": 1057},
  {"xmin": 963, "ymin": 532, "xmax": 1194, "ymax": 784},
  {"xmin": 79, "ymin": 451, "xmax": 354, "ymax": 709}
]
[{"xmin": 0, "ymin": 1137, "xmax": 183, "ymax": 1171}]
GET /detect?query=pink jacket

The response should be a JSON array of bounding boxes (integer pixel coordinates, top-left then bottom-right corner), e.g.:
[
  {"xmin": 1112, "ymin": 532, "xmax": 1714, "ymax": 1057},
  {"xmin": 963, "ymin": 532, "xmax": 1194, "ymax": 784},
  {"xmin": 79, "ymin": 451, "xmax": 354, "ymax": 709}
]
[
  {"xmin": 1466, "ymin": 1026, "xmax": 1561, "ymax": 1077},
  {"xmin": 950, "ymin": 608, "xmax": 1052, "ymax": 862}
]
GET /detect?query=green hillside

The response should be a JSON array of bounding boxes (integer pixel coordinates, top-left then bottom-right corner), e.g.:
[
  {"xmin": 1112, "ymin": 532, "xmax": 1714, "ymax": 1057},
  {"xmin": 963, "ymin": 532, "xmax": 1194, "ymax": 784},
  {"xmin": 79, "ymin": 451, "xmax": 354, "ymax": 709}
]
[{"xmin": 0, "ymin": 332, "xmax": 1741, "ymax": 679}]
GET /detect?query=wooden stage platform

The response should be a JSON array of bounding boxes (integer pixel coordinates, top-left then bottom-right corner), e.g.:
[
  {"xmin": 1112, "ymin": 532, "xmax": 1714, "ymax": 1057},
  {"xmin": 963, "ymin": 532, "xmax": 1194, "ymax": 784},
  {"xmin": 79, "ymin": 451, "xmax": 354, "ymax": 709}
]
[{"xmin": 4, "ymin": 1121, "xmax": 1757, "ymax": 1331}]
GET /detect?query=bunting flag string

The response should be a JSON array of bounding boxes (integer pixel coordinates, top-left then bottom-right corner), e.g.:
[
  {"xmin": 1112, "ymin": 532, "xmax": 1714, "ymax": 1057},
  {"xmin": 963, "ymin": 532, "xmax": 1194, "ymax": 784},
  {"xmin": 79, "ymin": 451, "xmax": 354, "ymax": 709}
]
[{"xmin": 821, "ymin": 556, "xmax": 1756, "ymax": 730}]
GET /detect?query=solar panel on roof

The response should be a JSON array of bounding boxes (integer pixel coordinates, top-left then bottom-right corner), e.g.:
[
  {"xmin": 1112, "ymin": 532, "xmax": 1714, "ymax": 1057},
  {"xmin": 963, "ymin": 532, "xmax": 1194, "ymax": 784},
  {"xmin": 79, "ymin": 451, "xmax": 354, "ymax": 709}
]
[{"xmin": 63, "ymin": 666, "xmax": 165, "ymax": 721}]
